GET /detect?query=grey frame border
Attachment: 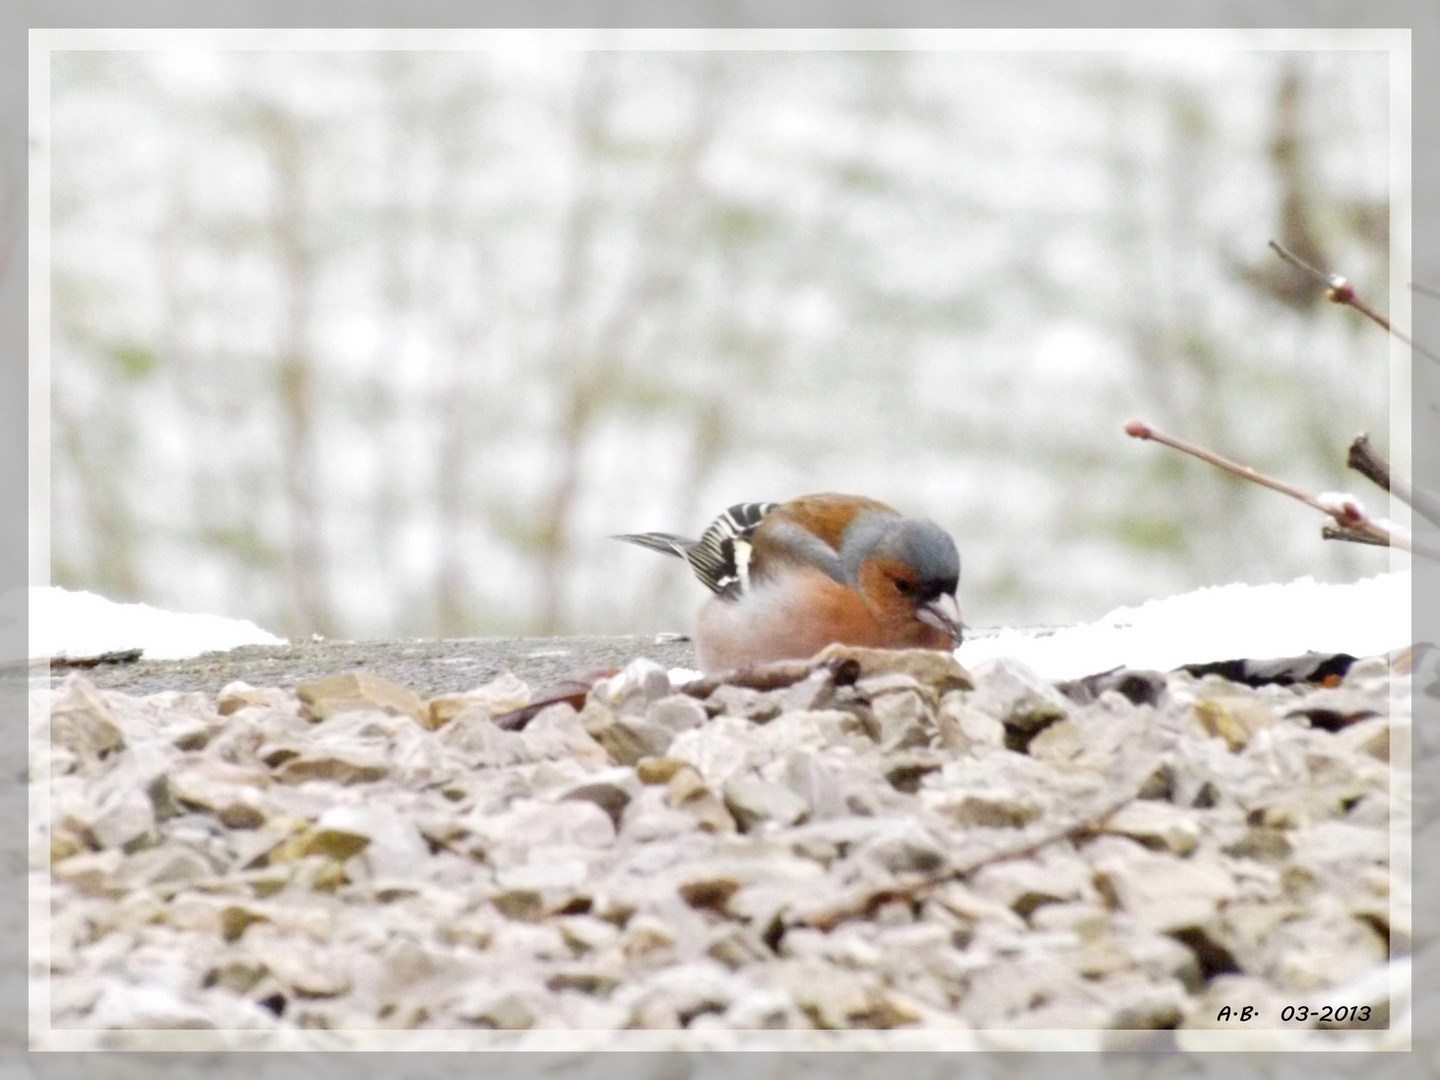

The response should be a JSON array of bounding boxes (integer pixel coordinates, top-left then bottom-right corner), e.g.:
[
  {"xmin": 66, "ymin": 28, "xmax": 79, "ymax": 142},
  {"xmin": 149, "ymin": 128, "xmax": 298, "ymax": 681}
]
[{"xmin": 9, "ymin": 0, "xmax": 1436, "ymax": 1076}]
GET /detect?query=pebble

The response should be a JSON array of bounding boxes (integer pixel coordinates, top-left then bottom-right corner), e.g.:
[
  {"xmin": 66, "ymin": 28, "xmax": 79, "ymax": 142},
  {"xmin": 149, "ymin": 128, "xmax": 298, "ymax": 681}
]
[
  {"xmin": 1194, "ymin": 695, "xmax": 1279, "ymax": 750},
  {"xmin": 966, "ymin": 657, "xmax": 1071, "ymax": 733},
  {"xmin": 580, "ymin": 700, "xmax": 674, "ymax": 765},
  {"xmin": 295, "ymin": 670, "xmax": 427, "ymax": 725},
  {"xmin": 722, "ymin": 776, "xmax": 810, "ymax": 831}
]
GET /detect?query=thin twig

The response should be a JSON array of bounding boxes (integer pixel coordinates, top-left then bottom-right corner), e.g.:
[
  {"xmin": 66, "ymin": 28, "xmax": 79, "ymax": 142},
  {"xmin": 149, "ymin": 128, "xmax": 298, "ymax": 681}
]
[
  {"xmin": 1410, "ymin": 282, "xmax": 1440, "ymax": 301},
  {"xmin": 2, "ymin": 649, "xmax": 146, "ymax": 671},
  {"xmin": 1127, "ymin": 420, "xmax": 1359, "ymax": 520},
  {"xmin": 1269, "ymin": 240, "xmax": 1440, "ymax": 365},
  {"xmin": 1125, "ymin": 419, "xmax": 1438, "ymax": 559},
  {"xmin": 1321, "ymin": 524, "xmax": 1389, "ymax": 547},
  {"xmin": 797, "ymin": 774, "xmax": 1154, "ymax": 932},
  {"xmin": 1347, "ymin": 434, "xmax": 1440, "ymax": 528},
  {"xmin": 1269, "ymin": 240, "xmax": 1389, "ymax": 328}
]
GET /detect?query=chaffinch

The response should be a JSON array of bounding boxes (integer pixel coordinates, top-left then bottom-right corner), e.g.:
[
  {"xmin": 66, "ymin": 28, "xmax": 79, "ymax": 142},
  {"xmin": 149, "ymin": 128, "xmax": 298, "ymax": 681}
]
[{"xmin": 614, "ymin": 493, "xmax": 964, "ymax": 673}]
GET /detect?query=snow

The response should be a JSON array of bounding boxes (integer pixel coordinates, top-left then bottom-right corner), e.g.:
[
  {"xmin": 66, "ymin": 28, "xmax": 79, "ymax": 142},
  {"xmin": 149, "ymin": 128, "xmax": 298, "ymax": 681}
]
[
  {"xmin": 19, "ymin": 587, "xmax": 287, "ymax": 661},
  {"xmin": 13, "ymin": 571, "xmax": 1411, "ymax": 677},
  {"xmin": 956, "ymin": 570, "xmax": 1410, "ymax": 681}
]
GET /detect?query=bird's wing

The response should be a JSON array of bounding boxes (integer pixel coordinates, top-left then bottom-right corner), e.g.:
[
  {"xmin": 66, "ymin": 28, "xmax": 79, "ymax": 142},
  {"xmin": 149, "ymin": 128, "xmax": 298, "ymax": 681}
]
[
  {"xmin": 687, "ymin": 501, "xmax": 779, "ymax": 599},
  {"xmin": 753, "ymin": 519, "xmax": 849, "ymax": 586}
]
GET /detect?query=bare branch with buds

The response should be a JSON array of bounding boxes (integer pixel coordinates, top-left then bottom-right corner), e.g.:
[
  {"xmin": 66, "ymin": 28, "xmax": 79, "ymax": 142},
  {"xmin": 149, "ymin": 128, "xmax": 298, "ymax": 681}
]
[
  {"xmin": 1125, "ymin": 419, "xmax": 1439, "ymax": 560},
  {"xmin": 1268, "ymin": 239, "xmax": 1440, "ymax": 365}
]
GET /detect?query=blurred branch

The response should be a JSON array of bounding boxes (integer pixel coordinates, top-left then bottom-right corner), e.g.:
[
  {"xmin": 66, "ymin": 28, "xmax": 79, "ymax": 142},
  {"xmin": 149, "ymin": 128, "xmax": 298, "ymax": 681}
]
[
  {"xmin": 1233, "ymin": 63, "xmax": 1341, "ymax": 314},
  {"xmin": 535, "ymin": 54, "xmax": 726, "ymax": 635},
  {"xmin": 1269, "ymin": 239, "xmax": 1440, "ymax": 365},
  {"xmin": 1126, "ymin": 419, "xmax": 1439, "ymax": 560},
  {"xmin": 1410, "ymin": 282, "xmax": 1440, "ymax": 301},
  {"xmin": 257, "ymin": 103, "xmax": 335, "ymax": 637}
]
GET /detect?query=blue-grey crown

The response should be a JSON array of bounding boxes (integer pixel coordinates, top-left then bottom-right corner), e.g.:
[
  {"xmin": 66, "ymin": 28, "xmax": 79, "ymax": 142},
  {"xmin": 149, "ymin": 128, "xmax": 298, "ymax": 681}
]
[
  {"xmin": 836, "ymin": 511, "xmax": 959, "ymax": 591},
  {"xmin": 888, "ymin": 519, "xmax": 960, "ymax": 590}
]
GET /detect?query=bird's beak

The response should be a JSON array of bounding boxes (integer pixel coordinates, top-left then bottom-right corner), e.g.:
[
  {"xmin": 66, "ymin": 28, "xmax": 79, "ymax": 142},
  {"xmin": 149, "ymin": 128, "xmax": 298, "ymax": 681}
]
[{"xmin": 916, "ymin": 592, "xmax": 964, "ymax": 645}]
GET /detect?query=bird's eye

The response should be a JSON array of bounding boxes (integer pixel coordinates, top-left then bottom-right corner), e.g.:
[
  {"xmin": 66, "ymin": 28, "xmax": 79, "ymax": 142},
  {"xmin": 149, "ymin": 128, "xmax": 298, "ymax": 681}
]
[{"xmin": 892, "ymin": 578, "xmax": 918, "ymax": 597}]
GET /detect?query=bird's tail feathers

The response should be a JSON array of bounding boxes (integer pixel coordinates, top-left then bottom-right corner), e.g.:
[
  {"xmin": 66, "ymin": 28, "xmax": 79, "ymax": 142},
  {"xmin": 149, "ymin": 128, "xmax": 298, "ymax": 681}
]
[
  {"xmin": 610, "ymin": 531, "xmax": 695, "ymax": 559},
  {"xmin": 614, "ymin": 502, "xmax": 779, "ymax": 598}
]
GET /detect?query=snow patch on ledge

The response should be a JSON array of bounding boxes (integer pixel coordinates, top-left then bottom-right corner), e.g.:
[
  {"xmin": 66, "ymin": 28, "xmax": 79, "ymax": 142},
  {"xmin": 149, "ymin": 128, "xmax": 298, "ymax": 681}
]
[
  {"xmin": 956, "ymin": 571, "xmax": 1410, "ymax": 682},
  {"xmin": 18, "ymin": 587, "xmax": 288, "ymax": 662}
]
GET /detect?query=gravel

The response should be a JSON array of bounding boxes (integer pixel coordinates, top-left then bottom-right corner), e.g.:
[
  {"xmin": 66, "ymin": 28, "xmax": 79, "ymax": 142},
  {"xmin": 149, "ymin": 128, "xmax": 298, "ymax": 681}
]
[{"xmin": 29, "ymin": 637, "xmax": 1416, "ymax": 1052}]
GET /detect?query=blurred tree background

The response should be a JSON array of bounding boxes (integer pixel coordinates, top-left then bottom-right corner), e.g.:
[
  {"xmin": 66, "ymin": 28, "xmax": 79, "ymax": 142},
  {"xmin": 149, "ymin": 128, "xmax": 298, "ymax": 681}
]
[{"xmin": 42, "ymin": 44, "xmax": 1396, "ymax": 640}]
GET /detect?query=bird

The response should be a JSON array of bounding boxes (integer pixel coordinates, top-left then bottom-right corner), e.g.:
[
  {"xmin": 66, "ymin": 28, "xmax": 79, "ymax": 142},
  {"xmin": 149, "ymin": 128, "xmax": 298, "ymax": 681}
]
[{"xmin": 614, "ymin": 493, "xmax": 963, "ymax": 673}]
